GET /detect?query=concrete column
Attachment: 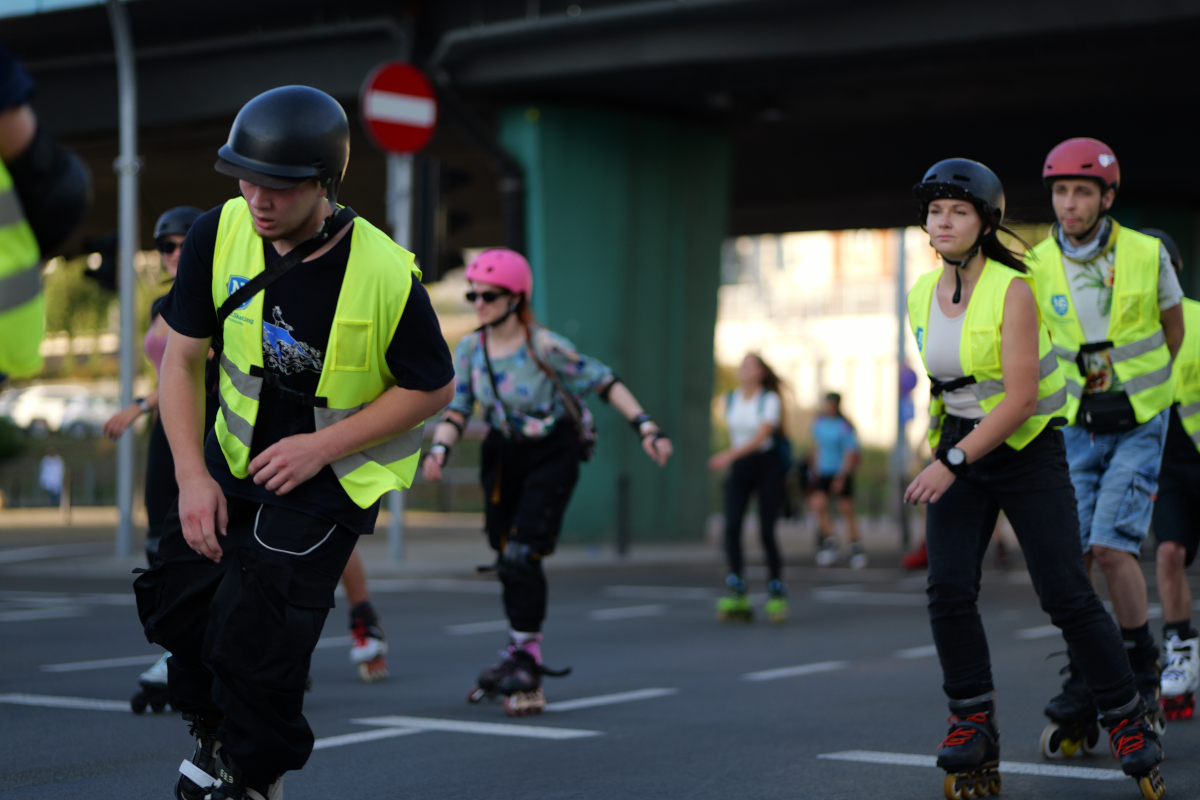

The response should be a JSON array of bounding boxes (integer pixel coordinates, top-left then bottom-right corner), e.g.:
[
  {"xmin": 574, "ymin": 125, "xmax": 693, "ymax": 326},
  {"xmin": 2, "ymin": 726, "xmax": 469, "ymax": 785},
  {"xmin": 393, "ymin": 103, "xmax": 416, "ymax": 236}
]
[{"xmin": 500, "ymin": 105, "xmax": 731, "ymax": 543}]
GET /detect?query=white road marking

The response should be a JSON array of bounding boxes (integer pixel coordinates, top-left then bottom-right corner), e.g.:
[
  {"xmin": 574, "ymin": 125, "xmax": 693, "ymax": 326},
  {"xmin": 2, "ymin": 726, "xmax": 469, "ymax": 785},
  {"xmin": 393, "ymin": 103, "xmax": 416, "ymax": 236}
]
[
  {"xmin": 894, "ymin": 645, "xmax": 939, "ymax": 659},
  {"xmin": 313, "ymin": 635, "xmax": 352, "ymax": 650},
  {"xmin": 1016, "ymin": 625, "xmax": 1060, "ymax": 639},
  {"xmin": 588, "ymin": 604, "xmax": 667, "ymax": 621},
  {"xmin": 312, "ymin": 727, "xmax": 423, "ymax": 750},
  {"xmin": 41, "ymin": 654, "xmax": 161, "ymax": 672},
  {"xmin": 545, "ymin": 688, "xmax": 677, "ymax": 712},
  {"xmin": 0, "ymin": 606, "xmax": 89, "ymax": 623},
  {"xmin": 366, "ymin": 578, "xmax": 500, "ymax": 595},
  {"xmin": 352, "ymin": 715, "xmax": 601, "ymax": 740},
  {"xmin": 0, "ymin": 590, "xmax": 135, "ymax": 606},
  {"xmin": 817, "ymin": 750, "xmax": 1125, "ymax": 780},
  {"xmin": 0, "ymin": 693, "xmax": 129, "ymax": 712},
  {"xmin": 0, "ymin": 543, "xmax": 111, "ymax": 563},
  {"xmin": 813, "ymin": 588, "xmax": 927, "ymax": 606},
  {"xmin": 604, "ymin": 585, "xmax": 715, "ymax": 601},
  {"xmin": 742, "ymin": 660, "xmax": 848, "ymax": 682},
  {"xmin": 445, "ymin": 619, "xmax": 510, "ymax": 635}
]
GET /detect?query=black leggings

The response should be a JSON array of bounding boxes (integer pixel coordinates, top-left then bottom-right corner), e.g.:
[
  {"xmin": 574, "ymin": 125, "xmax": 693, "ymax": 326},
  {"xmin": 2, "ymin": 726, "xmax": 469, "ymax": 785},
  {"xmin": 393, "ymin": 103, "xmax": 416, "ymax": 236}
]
[
  {"xmin": 481, "ymin": 425, "xmax": 580, "ymax": 633},
  {"xmin": 926, "ymin": 419, "xmax": 1136, "ymax": 710},
  {"xmin": 723, "ymin": 450, "xmax": 784, "ymax": 582},
  {"xmin": 134, "ymin": 497, "xmax": 358, "ymax": 783}
]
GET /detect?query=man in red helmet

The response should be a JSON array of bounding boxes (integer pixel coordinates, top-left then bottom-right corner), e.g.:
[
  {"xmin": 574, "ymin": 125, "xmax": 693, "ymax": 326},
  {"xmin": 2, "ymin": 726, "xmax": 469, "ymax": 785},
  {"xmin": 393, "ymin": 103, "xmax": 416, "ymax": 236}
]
[{"xmin": 1025, "ymin": 138, "xmax": 1185, "ymax": 733}]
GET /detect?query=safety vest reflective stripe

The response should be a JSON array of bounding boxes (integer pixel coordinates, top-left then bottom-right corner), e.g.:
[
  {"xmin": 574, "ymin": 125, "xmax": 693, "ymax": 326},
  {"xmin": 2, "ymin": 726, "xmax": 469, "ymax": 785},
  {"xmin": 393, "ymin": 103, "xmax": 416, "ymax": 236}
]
[
  {"xmin": 1123, "ymin": 362, "xmax": 1173, "ymax": 396},
  {"xmin": 1066, "ymin": 381, "xmax": 1083, "ymax": 399},
  {"xmin": 1052, "ymin": 344, "xmax": 1078, "ymax": 361},
  {"xmin": 1035, "ymin": 386, "xmax": 1068, "ymax": 416},
  {"xmin": 1171, "ymin": 299, "xmax": 1200, "ymax": 453},
  {"xmin": 1109, "ymin": 329, "xmax": 1167, "ymax": 363},
  {"xmin": 1181, "ymin": 400, "xmax": 1200, "ymax": 419},
  {"xmin": 220, "ymin": 352, "xmax": 263, "ymax": 400},
  {"xmin": 313, "ymin": 405, "xmax": 424, "ymax": 479},
  {"xmin": 0, "ymin": 260, "xmax": 40, "ymax": 313},
  {"xmin": 217, "ymin": 391, "xmax": 255, "ymax": 447},
  {"xmin": 0, "ymin": 186, "xmax": 24, "ymax": 227},
  {"xmin": 970, "ymin": 352, "xmax": 1058, "ymax": 401}
]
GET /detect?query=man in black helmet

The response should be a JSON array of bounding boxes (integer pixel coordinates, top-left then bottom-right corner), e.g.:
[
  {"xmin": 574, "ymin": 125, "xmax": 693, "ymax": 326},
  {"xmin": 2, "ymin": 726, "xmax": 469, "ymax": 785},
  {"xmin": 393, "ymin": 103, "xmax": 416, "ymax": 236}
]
[{"xmin": 135, "ymin": 86, "xmax": 454, "ymax": 800}]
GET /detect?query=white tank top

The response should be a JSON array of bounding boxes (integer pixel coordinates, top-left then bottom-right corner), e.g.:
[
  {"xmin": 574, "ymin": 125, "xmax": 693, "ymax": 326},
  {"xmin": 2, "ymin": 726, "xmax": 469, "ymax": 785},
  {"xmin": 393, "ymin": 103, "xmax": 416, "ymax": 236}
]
[{"xmin": 925, "ymin": 290, "xmax": 986, "ymax": 419}]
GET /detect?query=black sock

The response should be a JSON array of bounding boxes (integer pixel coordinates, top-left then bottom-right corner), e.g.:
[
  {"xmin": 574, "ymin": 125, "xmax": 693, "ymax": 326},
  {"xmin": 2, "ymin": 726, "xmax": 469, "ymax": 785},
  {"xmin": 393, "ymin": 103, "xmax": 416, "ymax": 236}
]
[
  {"xmin": 1163, "ymin": 619, "xmax": 1199, "ymax": 642},
  {"xmin": 1121, "ymin": 623, "xmax": 1156, "ymax": 658}
]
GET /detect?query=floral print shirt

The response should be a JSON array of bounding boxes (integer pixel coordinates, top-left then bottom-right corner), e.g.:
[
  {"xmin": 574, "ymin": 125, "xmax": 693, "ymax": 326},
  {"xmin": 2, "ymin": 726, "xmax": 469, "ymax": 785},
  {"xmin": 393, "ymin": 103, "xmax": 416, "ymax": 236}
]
[{"xmin": 447, "ymin": 326, "xmax": 613, "ymax": 438}]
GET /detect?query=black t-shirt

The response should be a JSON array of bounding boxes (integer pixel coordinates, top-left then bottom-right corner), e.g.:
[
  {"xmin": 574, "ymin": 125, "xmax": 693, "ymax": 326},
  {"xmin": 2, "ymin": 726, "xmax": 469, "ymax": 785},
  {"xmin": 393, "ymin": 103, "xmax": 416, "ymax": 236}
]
[
  {"xmin": 1163, "ymin": 403, "xmax": 1200, "ymax": 467},
  {"xmin": 159, "ymin": 205, "xmax": 453, "ymax": 535}
]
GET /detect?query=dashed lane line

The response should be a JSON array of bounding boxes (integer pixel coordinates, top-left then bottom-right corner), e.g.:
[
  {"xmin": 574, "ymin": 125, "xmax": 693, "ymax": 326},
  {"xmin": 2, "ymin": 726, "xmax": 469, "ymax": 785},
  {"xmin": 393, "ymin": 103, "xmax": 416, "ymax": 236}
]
[
  {"xmin": 817, "ymin": 750, "xmax": 1125, "ymax": 781},
  {"xmin": 1016, "ymin": 625, "xmax": 1060, "ymax": 640},
  {"xmin": 0, "ymin": 693, "xmax": 129, "ymax": 712},
  {"xmin": 41, "ymin": 654, "xmax": 161, "ymax": 672},
  {"xmin": 894, "ymin": 645, "xmax": 939, "ymax": 659},
  {"xmin": 0, "ymin": 543, "xmax": 111, "ymax": 563},
  {"xmin": 312, "ymin": 728, "xmax": 423, "ymax": 750},
  {"xmin": 445, "ymin": 619, "xmax": 510, "ymax": 636},
  {"xmin": 588, "ymin": 604, "xmax": 666, "ymax": 621},
  {"xmin": 0, "ymin": 606, "xmax": 90, "ymax": 623},
  {"xmin": 545, "ymin": 688, "xmax": 677, "ymax": 712},
  {"xmin": 742, "ymin": 660, "xmax": 848, "ymax": 682},
  {"xmin": 351, "ymin": 715, "xmax": 601, "ymax": 740},
  {"xmin": 604, "ymin": 586, "xmax": 716, "ymax": 601},
  {"xmin": 361, "ymin": 578, "xmax": 500, "ymax": 595},
  {"xmin": 813, "ymin": 588, "xmax": 927, "ymax": 606}
]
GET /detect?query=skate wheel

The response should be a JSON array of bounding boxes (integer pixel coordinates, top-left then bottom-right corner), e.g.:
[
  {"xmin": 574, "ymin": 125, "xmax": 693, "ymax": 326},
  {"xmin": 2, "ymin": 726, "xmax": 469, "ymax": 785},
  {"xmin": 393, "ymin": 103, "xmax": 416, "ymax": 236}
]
[
  {"xmin": 943, "ymin": 774, "xmax": 972, "ymax": 800},
  {"xmin": 468, "ymin": 687, "xmax": 486, "ymax": 704},
  {"xmin": 987, "ymin": 773, "xmax": 1002, "ymax": 795},
  {"xmin": 1138, "ymin": 768, "xmax": 1165, "ymax": 800},
  {"xmin": 1039, "ymin": 723, "xmax": 1063, "ymax": 759},
  {"xmin": 359, "ymin": 658, "xmax": 389, "ymax": 684},
  {"xmin": 1082, "ymin": 726, "xmax": 1099, "ymax": 754},
  {"xmin": 150, "ymin": 698, "xmax": 167, "ymax": 713},
  {"xmin": 130, "ymin": 691, "xmax": 147, "ymax": 715},
  {"xmin": 1061, "ymin": 736, "xmax": 1080, "ymax": 757}
]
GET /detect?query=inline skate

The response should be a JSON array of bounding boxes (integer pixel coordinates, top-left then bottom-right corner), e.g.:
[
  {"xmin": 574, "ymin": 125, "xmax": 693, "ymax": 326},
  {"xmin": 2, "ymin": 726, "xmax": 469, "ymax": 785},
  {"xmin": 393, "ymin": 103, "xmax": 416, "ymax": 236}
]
[
  {"xmin": 131, "ymin": 652, "xmax": 172, "ymax": 714},
  {"xmin": 937, "ymin": 694, "xmax": 1002, "ymax": 799},
  {"xmin": 1128, "ymin": 642, "xmax": 1166, "ymax": 735},
  {"xmin": 1160, "ymin": 633, "xmax": 1198, "ymax": 721},
  {"xmin": 175, "ymin": 711, "xmax": 223, "ymax": 800},
  {"xmin": 1040, "ymin": 655, "xmax": 1100, "ymax": 758},
  {"xmin": 716, "ymin": 574, "xmax": 753, "ymax": 622},
  {"xmin": 468, "ymin": 636, "xmax": 570, "ymax": 716},
  {"xmin": 349, "ymin": 601, "xmax": 389, "ymax": 683},
  {"xmin": 764, "ymin": 579, "xmax": 788, "ymax": 624},
  {"xmin": 1099, "ymin": 695, "xmax": 1166, "ymax": 800}
]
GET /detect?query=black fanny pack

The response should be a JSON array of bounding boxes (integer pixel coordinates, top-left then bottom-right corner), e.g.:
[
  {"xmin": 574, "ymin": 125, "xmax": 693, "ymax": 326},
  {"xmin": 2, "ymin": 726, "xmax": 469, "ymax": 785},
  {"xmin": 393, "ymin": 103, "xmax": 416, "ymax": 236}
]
[{"xmin": 1078, "ymin": 391, "xmax": 1138, "ymax": 435}]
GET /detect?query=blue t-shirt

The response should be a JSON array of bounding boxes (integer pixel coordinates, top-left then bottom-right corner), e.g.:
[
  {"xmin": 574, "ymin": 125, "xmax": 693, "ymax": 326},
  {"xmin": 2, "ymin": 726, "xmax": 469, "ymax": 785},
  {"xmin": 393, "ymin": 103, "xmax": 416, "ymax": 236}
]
[{"xmin": 812, "ymin": 416, "xmax": 858, "ymax": 478}]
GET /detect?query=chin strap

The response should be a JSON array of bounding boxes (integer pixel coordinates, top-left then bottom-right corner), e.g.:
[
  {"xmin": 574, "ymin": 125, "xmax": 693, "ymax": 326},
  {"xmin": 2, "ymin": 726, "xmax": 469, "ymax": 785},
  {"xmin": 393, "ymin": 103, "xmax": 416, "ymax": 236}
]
[{"xmin": 942, "ymin": 244, "xmax": 981, "ymax": 304}]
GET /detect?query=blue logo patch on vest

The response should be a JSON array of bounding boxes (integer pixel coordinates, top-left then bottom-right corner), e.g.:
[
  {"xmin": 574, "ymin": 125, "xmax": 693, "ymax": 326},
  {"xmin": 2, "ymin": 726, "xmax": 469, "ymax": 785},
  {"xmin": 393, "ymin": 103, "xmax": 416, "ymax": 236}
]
[
  {"xmin": 227, "ymin": 276, "xmax": 251, "ymax": 310},
  {"xmin": 1051, "ymin": 294, "xmax": 1070, "ymax": 317},
  {"xmin": 916, "ymin": 326, "xmax": 925, "ymax": 352}
]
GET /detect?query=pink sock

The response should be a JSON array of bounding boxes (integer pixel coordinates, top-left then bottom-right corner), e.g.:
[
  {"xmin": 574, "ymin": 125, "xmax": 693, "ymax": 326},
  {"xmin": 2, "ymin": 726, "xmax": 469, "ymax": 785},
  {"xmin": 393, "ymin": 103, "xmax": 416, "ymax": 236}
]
[{"xmin": 510, "ymin": 631, "xmax": 543, "ymax": 664}]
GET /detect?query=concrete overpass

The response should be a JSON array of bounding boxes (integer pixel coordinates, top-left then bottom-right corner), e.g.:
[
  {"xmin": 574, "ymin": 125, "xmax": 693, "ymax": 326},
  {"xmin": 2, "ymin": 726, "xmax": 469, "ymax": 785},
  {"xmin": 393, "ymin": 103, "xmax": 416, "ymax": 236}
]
[{"xmin": 8, "ymin": 0, "xmax": 1200, "ymax": 542}]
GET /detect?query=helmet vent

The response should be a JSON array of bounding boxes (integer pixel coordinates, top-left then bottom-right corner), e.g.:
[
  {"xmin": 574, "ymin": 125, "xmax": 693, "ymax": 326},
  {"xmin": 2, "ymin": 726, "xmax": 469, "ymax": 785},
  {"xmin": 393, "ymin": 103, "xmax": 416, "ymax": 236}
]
[{"xmin": 952, "ymin": 174, "xmax": 971, "ymax": 182}]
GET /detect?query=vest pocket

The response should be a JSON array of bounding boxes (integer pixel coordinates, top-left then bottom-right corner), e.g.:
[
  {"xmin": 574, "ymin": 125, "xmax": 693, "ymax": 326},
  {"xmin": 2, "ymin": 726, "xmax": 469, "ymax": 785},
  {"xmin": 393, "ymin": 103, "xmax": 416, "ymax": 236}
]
[
  {"xmin": 1115, "ymin": 292, "xmax": 1142, "ymax": 328},
  {"xmin": 969, "ymin": 329, "xmax": 1000, "ymax": 371},
  {"xmin": 331, "ymin": 320, "xmax": 372, "ymax": 371}
]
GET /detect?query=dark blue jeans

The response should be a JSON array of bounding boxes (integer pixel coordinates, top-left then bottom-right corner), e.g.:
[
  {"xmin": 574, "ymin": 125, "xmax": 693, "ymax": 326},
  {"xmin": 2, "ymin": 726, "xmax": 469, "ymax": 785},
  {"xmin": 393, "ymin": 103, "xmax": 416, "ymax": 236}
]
[{"xmin": 926, "ymin": 420, "xmax": 1136, "ymax": 710}]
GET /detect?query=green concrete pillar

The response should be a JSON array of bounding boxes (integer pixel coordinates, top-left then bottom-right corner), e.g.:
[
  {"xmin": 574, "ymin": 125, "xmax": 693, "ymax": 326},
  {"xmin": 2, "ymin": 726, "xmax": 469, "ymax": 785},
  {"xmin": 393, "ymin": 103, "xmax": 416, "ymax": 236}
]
[{"xmin": 500, "ymin": 105, "xmax": 730, "ymax": 543}]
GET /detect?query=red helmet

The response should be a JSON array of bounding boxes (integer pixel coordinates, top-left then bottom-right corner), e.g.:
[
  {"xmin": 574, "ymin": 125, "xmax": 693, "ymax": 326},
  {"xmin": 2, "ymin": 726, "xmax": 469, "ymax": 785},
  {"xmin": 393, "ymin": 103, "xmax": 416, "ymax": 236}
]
[
  {"xmin": 1043, "ymin": 138, "xmax": 1120, "ymax": 191},
  {"xmin": 464, "ymin": 248, "xmax": 532, "ymax": 300}
]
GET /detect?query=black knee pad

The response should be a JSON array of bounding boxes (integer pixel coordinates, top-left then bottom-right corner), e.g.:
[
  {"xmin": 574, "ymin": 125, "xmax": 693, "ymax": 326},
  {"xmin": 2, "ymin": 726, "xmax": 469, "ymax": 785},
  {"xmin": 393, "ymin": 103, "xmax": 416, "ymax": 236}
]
[{"xmin": 497, "ymin": 541, "xmax": 541, "ymax": 586}]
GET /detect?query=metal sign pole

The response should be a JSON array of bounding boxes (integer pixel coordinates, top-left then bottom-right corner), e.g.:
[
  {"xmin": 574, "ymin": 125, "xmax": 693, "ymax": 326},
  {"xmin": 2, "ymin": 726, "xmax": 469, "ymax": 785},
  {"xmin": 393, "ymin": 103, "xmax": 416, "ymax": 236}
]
[
  {"xmin": 895, "ymin": 228, "xmax": 910, "ymax": 547},
  {"xmin": 386, "ymin": 152, "xmax": 414, "ymax": 563},
  {"xmin": 108, "ymin": 0, "xmax": 139, "ymax": 559}
]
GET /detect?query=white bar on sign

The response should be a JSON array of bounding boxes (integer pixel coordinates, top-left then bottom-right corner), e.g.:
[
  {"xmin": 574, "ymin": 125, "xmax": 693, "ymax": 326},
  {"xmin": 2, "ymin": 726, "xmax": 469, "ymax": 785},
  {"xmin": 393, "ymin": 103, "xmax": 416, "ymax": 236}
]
[{"xmin": 364, "ymin": 91, "xmax": 436, "ymax": 127}]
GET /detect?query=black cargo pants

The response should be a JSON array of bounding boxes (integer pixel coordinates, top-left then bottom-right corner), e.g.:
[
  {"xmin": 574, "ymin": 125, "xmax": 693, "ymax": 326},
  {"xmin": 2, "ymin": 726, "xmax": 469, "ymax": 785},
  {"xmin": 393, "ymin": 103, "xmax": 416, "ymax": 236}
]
[{"xmin": 134, "ymin": 495, "xmax": 357, "ymax": 784}]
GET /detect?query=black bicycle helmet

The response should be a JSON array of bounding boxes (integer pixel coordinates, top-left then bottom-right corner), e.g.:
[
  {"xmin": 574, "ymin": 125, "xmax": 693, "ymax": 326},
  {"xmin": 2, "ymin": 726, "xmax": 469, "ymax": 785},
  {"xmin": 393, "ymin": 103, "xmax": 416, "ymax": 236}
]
[
  {"xmin": 913, "ymin": 158, "xmax": 1005, "ymax": 224},
  {"xmin": 153, "ymin": 206, "xmax": 204, "ymax": 241},
  {"xmin": 215, "ymin": 86, "xmax": 350, "ymax": 196}
]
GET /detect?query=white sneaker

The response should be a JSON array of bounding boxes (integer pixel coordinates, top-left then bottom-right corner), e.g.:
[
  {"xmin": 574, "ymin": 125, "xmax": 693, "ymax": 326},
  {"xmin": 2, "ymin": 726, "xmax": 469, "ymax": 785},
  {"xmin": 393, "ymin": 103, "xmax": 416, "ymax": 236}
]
[
  {"xmin": 139, "ymin": 652, "xmax": 170, "ymax": 685},
  {"xmin": 848, "ymin": 545, "xmax": 868, "ymax": 570},
  {"xmin": 1162, "ymin": 634, "xmax": 1200, "ymax": 698},
  {"xmin": 815, "ymin": 538, "xmax": 839, "ymax": 567}
]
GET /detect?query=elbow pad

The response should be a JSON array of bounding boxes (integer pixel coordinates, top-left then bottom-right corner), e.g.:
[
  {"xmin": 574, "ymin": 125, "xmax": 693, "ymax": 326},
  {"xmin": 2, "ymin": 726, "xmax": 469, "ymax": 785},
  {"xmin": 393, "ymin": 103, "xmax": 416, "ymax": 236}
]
[{"xmin": 6, "ymin": 125, "xmax": 92, "ymax": 256}]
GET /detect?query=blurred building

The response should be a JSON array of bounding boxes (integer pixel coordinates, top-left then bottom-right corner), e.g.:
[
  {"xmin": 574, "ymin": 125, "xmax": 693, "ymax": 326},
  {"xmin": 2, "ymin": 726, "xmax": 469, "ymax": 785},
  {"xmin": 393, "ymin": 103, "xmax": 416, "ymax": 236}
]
[{"xmin": 717, "ymin": 228, "xmax": 938, "ymax": 449}]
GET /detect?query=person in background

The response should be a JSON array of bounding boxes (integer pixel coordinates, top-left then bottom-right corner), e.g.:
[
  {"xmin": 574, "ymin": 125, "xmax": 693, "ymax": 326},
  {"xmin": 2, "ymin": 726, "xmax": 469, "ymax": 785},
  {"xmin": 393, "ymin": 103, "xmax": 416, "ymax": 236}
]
[
  {"xmin": 710, "ymin": 353, "xmax": 789, "ymax": 622},
  {"xmin": 810, "ymin": 392, "xmax": 864, "ymax": 568},
  {"xmin": 38, "ymin": 446, "xmax": 63, "ymax": 507}
]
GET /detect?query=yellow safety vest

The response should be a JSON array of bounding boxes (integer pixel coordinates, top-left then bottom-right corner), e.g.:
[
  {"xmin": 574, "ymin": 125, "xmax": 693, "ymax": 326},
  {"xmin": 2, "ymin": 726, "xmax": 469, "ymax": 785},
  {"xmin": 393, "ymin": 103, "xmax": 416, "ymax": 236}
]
[
  {"xmin": 211, "ymin": 198, "xmax": 425, "ymax": 508},
  {"xmin": 1173, "ymin": 298, "xmax": 1200, "ymax": 453},
  {"xmin": 908, "ymin": 259, "xmax": 1067, "ymax": 451},
  {"xmin": 1025, "ymin": 223, "xmax": 1173, "ymax": 425},
  {"xmin": 0, "ymin": 160, "xmax": 43, "ymax": 378}
]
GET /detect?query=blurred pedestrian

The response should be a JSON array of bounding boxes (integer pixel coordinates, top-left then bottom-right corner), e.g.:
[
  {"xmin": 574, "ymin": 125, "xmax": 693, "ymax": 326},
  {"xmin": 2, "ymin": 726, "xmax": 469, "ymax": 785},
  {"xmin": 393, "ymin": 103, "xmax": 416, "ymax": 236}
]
[
  {"xmin": 709, "ymin": 352, "xmax": 789, "ymax": 622},
  {"xmin": 423, "ymin": 247, "xmax": 672, "ymax": 716},
  {"xmin": 133, "ymin": 87, "xmax": 453, "ymax": 799},
  {"xmin": 38, "ymin": 446, "xmax": 63, "ymax": 506},
  {"xmin": 810, "ymin": 392, "xmax": 864, "ymax": 568},
  {"xmin": 0, "ymin": 44, "xmax": 89, "ymax": 382},
  {"xmin": 906, "ymin": 158, "xmax": 1163, "ymax": 795}
]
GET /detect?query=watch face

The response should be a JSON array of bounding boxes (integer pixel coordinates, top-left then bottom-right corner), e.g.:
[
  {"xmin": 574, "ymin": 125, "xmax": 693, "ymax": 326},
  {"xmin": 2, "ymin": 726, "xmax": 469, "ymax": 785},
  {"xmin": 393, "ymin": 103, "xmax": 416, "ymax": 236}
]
[{"xmin": 948, "ymin": 447, "xmax": 965, "ymax": 466}]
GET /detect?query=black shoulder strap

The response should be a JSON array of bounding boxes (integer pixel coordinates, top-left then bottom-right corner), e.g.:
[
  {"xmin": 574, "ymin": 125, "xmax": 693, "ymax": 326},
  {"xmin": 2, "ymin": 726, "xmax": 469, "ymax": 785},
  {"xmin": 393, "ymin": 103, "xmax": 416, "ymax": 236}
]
[{"xmin": 213, "ymin": 207, "xmax": 353, "ymax": 347}]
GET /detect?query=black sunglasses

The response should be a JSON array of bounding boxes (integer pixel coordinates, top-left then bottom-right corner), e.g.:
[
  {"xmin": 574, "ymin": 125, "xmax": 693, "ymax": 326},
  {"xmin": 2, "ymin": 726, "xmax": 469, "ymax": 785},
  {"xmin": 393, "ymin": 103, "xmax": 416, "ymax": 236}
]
[
  {"xmin": 465, "ymin": 290, "xmax": 510, "ymax": 304},
  {"xmin": 157, "ymin": 240, "xmax": 181, "ymax": 255}
]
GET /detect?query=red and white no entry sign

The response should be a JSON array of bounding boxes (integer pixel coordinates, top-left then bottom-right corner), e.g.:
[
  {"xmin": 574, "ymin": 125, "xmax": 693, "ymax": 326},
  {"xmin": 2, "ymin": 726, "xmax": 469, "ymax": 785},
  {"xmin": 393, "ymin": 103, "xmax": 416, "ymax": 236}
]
[{"xmin": 360, "ymin": 62, "xmax": 438, "ymax": 154}]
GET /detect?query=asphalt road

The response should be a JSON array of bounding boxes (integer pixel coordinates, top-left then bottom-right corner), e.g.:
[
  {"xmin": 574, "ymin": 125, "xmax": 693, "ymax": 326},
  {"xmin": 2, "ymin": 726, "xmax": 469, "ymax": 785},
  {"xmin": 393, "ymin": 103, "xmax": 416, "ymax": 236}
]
[{"xmin": 2, "ymin": 556, "xmax": 1198, "ymax": 800}]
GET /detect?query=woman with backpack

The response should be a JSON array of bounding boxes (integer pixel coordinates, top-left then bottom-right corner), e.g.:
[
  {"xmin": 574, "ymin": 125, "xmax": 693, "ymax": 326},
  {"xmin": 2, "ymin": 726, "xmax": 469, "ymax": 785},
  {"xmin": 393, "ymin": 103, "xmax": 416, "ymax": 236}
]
[
  {"xmin": 422, "ymin": 248, "xmax": 672, "ymax": 716},
  {"xmin": 709, "ymin": 353, "xmax": 790, "ymax": 622}
]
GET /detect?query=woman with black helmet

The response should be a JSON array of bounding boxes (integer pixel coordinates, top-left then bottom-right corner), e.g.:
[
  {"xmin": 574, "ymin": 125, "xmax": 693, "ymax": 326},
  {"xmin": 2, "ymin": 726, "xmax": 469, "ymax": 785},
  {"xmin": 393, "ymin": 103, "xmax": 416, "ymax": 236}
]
[{"xmin": 905, "ymin": 158, "xmax": 1165, "ymax": 800}]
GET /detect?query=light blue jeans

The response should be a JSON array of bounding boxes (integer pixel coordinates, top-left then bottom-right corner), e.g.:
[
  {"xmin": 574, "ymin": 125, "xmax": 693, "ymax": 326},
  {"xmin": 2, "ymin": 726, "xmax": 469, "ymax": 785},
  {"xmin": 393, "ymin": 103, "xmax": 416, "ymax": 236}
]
[{"xmin": 1062, "ymin": 409, "xmax": 1169, "ymax": 555}]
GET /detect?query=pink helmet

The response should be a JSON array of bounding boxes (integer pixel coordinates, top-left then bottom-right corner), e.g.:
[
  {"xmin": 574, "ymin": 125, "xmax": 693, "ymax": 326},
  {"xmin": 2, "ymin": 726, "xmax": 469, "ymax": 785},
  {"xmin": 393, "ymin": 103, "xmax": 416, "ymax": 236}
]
[
  {"xmin": 1043, "ymin": 138, "xmax": 1120, "ymax": 191},
  {"xmin": 465, "ymin": 248, "xmax": 532, "ymax": 300}
]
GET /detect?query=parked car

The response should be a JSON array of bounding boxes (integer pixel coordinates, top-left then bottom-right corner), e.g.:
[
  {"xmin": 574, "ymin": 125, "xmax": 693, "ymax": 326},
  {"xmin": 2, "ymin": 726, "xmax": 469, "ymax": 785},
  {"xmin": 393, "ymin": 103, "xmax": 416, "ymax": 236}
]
[
  {"xmin": 0, "ymin": 387, "xmax": 27, "ymax": 420},
  {"xmin": 5, "ymin": 384, "xmax": 92, "ymax": 435},
  {"xmin": 60, "ymin": 394, "xmax": 124, "ymax": 439}
]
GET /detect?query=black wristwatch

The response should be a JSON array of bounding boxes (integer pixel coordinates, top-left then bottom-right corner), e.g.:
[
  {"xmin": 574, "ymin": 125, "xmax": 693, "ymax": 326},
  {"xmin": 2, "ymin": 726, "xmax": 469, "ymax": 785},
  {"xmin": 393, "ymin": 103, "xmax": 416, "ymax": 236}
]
[{"xmin": 938, "ymin": 446, "xmax": 969, "ymax": 477}]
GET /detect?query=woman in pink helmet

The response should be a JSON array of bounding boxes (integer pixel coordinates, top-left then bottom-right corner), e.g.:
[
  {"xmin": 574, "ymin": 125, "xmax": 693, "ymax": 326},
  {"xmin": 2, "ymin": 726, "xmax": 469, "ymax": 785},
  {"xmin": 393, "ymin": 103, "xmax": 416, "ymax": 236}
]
[{"xmin": 423, "ymin": 247, "xmax": 672, "ymax": 716}]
